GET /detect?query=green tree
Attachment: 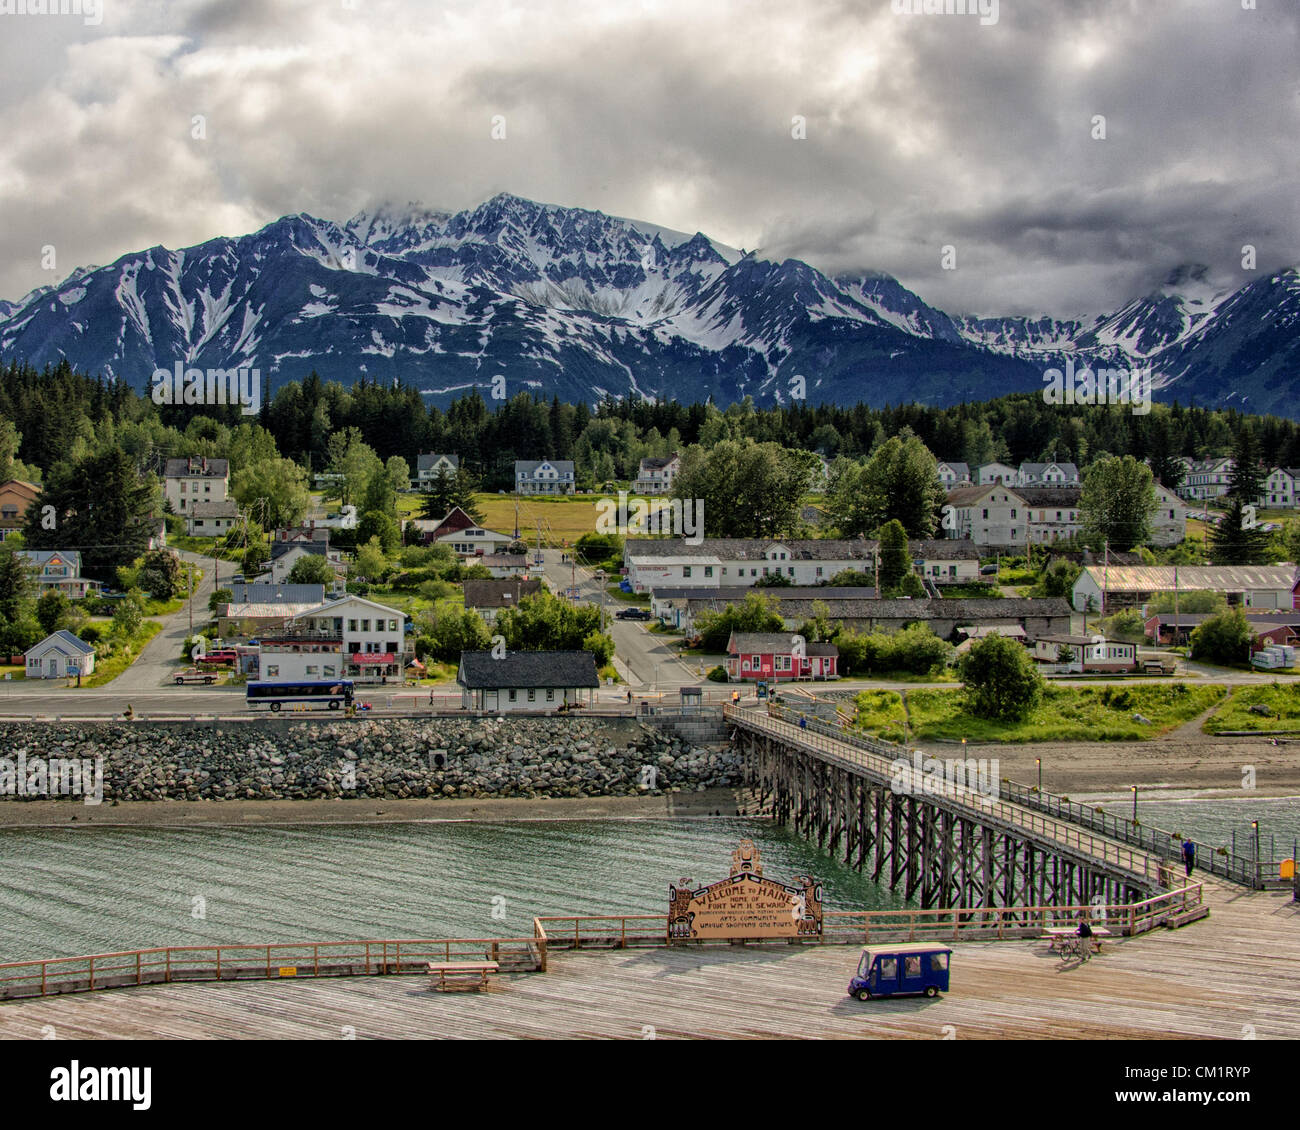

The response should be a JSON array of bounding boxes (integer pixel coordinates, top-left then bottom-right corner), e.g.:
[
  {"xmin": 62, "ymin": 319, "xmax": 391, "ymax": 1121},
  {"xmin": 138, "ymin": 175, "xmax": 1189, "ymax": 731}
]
[
  {"xmin": 286, "ymin": 553, "xmax": 336, "ymax": 586},
  {"xmin": 418, "ymin": 465, "xmax": 485, "ymax": 522},
  {"xmin": 357, "ymin": 510, "xmax": 401, "ymax": 555},
  {"xmin": 495, "ymin": 590, "xmax": 607, "ymax": 653},
  {"xmin": 671, "ymin": 440, "xmax": 810, "ymax": 539},
  {"xmin": 24, "ymin": 449, "xmax": 160, "ymax": 581},
  {"xmin": 138, "ymin": 548, "xmax": 184, "ymax": 602},
  {"xmin": 877, "ymin": 519, "xmax": 910, "ymax": 595},
  {"xmin": 692, "ymin": 591, "xmax": 785, "ymax": 652},
  {"xmin": 958, "ymin": 635, "xmax": 1043, "ymax": 721},
  {"xmin": 1189, "ymin": 607, "xmax": 1254, "ymax": 666},
  {"xmin": 1078, "ymin": 455, "xmax": 1157, "ymax": 550},
  {"xmin": 826, "ymin": 433, "xmax": 945, "ymax": 538},
  {"xmin": 1282, "ymin": 518, "xmax": 1300, "ymax": 564},
  {"xmin": 385, "ymin": 455, "xmax": 411, "ymax": 497},
  {"xmin": 231, "ymin": 457, "xmax": 311, "ymax": 529},
  {"xmin": 360, "ymin": 467, "xmax": 397, "ymax": 518},
  {"xmin": 351, "ymin": 537, "xmax": 391, "ymax": 583},
  {"xmin": 796, "ymin": 600, "xmax": 835, "ymax": 644},
  {"xmin": 1227, "ymin": 429, "xmax": 1265, "ymax": 504},
  {"xmin": 1149, "ymin": 589, "xmax": 1227, "ymax": 614},
  {"xmin": 36, "ymin": 589, "xmax": 70, "ymax": 635},
  {"xmin": 427, "ymin": 606, "xmax": 492, "ymax": 662},
  {"xmin": 208, "ymin": 587, "xmax": 234, "ymax": 613},
  {"xmin": 1032, "ymin": 558, "xmax": 1082, "ymax": 599},
  {"xmin": 111, "ymin": 591, "xmax": 144, "ymax": 638},
  {"xmin": 1209, "ymin": 496, "xmax": 1272, "ymax": 565},
  {"xmin": 243, "ymin": 541, "xmax": 269, "ymax": 578},
  {"xmin": 0, "ymin": 544, "xmax": 32, "ymax": 624}
]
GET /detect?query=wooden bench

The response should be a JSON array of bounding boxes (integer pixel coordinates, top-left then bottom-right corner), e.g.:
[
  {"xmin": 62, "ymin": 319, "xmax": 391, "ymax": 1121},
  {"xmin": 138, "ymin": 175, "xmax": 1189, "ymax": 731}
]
[
  {"xmin": 426, "ymin": 961, "xmax": 499, "ymax": 992},
  {"xmin": 1042, "ymin": 926, "xmax": 1112, "ymax": 957}
]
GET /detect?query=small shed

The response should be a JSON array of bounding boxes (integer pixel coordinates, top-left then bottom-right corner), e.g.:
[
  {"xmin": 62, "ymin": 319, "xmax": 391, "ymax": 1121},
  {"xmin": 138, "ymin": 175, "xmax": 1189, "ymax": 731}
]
[{"xmin": 25, "ymin": 630, "xmax": 96, "ymax": 680}]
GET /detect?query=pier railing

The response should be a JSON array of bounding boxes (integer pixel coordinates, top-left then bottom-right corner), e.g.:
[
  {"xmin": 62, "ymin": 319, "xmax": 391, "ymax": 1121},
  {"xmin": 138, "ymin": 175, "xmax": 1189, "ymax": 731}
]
[
  {"xmin": 728, "ymin": 705, "xmax": 1165, "ymax": 885},
  {"xmin": 0, "ymin": 936, "xmax": 544, "ymax": 1001}
]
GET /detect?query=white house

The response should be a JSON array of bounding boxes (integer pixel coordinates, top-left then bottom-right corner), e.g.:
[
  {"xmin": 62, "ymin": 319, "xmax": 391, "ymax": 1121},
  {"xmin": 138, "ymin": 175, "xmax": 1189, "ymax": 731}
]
[
  {"xmin": 265, "ymin": 541, "xmax": 347, "ymax": 586},
  {"xmin": 1017, "ymin": 487, "xmax": 1082, "ymax": 545},
  {"xmin": 478, "ymin": 553, "xmax": 529, "ymax": 578},
  {"xmin": 909, "ymin": 540, "xmax": 981, "ymax": 585},
  {"xmin": 975, "ymin": 462, "xmax": 1019, "ymax": 486},
  {"xmin": 622, "ymin": 538, "xmax": 877, "ymax": 594},
  {"xmin": 18, "ymin": 550, "xmax": 101, "ymax": 599},
  {"xmin": 633, "ymin": 454, "xmax": 681, "ymax": 495},
  {"xmin": 457, "ymin": 650, "xmax": 600, "ymax": 712},
  {"xmin": 945, "ymin": 484, "xmax": 1027, "ymax": 550},
  {"xmin": 1151, "ymin": 484, "xmax": 1190, "ymax": 546},
  {"xmin": 435, "ymin": 525, "xmax": 515, "ymax": 556},
  {"xmin": 1030, "ymin": 635, "xmax": 1137, "ymax": 673},
  {"xmin": 266, "ymin": 594, "xmax": 409, "ymax": 682},
  {"xmin": 414, "ymin": 453, "xmax": 460, "ymax": 489},
  {"xmin": 935, "ymin": 462, "xmax": 971, "ymax": 489},
  {"xmin": 186, "ymin": 499, "xmax": 240, "ymax": 537},
  {"xmin": 1261, "ymin": 468, "xmax": 1300, "ymax": 510},
  {"xmin": 1178, "ymin": 457, "xmax": 1235, "ymax": 502},
  {"xmin": 164, "ymin": 457, "xmax": 229, "ymax": 514},
  {"xmin": 25, "ymin": 629, "xmax": 95, "ymax": 680},
  {"xmin": 1018, "ymin": 462, "xmax": 1081, "ymax": 487},
  {"xmin": 515, "ymin": 459, "xmax": 575, "ymax": 495}
]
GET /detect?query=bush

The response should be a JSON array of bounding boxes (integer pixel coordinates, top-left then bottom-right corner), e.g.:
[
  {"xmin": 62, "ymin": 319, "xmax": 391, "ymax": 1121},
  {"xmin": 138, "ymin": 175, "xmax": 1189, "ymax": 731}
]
[
  {"xmin": 958, "ymin": 635, "xmax": 1043, "ymax": 721},
  {"xmin": 418, "ymin": 579, "xmax": 456, "ymax": 602},
  {"xmin": 706, "ymin": 665, "xmax": 728, "ymax": 682},
  {"xmin": 78, "ymin": 624, "xmax": 101, "ymax": 644},
  {"xmin": 1189, "ymin": 607, "xmax": 1254, "ymax": 666}
]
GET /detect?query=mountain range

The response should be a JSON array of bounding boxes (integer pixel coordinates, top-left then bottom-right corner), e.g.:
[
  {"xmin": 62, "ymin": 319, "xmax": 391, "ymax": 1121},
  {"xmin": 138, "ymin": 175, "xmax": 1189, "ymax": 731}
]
[{"xmin": 1, "ymin": 193, "xmax": 1296, "ymax": 417}]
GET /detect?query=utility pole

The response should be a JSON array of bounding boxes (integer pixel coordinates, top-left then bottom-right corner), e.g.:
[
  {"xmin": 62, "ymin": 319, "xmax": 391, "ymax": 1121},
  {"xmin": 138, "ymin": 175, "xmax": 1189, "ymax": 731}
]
[{"xmin": 1102, "ymin": 538, "xmax": 1109, "ymax": 618}]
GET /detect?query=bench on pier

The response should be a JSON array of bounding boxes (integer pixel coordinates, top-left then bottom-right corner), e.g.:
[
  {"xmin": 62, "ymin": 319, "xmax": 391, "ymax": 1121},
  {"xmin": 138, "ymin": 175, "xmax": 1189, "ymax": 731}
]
[
  {"xmin": 426, "ymin": 961, "xmax": 499, "ymax": 992},
  {"xmin": 1042, "ymin": 926, "xmax": 1112, "ymax": 955}
]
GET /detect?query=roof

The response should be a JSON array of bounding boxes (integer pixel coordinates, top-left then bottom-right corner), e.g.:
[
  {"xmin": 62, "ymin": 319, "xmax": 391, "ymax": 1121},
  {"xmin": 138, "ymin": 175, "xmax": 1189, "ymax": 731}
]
[
  {"xmin": 1015, "ymin": 487, "xmax": 1082, "ymax": 507},
  {"xmin": 806, "ymin": 642, "xmax": 839, "ymax": 656},
  {"xmin": 269, "ymin": 541, "xmax": 332, "ymax": 561},
  {"xmin": 457, "ymin": 650, "xmax": 600, "ymax": 689},
  {"xmin": 625, "ymin": 537, "xmax": 876, "ymax": 562},
  {"xmin": 164, "ymin": 457, "xmax": 229, "ymax": 478},
  {"xmin": 637, "ymin": 454, "xmax": 680, "ymax": 472},
  {"xmin": 1037, "ymin": 634, "xmax": 1131, "ymax": 646},
  {"xmin": 654, "ymin": 586, "xmax": 879, "ymax": 601},
  {"xmin": 946, "ymin": 483, "xmax": 1023, "ymax": 505},
  {"xmin": 515, "ymin": 459, "xmax": 575, "ymax": 476},
  {"xmin": 1078, "ymin": 565, "xmax": 1298, "ymax": 593},
  {"xmin": 220, "ymin": 602, "xmax": 323, "ymax": 620},
  {"xmin": 227, "ymin": 583, "xmax": 326, "ymax": 604},
  {"xmin": 480, "ymin": 554, "xmax": 528, "ymax": 566},
  {"xmin": 189, "ymin": 500, "xmax": 239, "ymax": 518},
  {"xmin": 26, "ymin": 629, "xmax": 94, "ymax": 657},
  {"xmin": 909, "ymin": 539, "xmax": 979, "ymax": 560},
  {"xmin": 937, "ymin": 462, "xmax": 970, "ymax": 477},
  {"xmin": 289, "ymin": 594, "xmax": 403, "ymax": 620},
  {"xmin": 462, "ymin": 578, "xmax": 543, "ymax": 608},
  {"xmin": 1020, "ymin": 462, "xmax": 1080, "ymax": 479},
  {"xmin": 19, "ymin": 549, "xmax": 82, "ymax": 572},
  {"xmin": 0, "ymin": 479, "xmax": 41, "ymax": 499},
  {"xmin": 416, "ymin": 453, "xmax": 460, "ymax": 472},
  {"xmin": 1146, "ymin": 611, "xmax": 1300, "ymax": 627},
  {"xmin": 862, "ymin": 943, "xmax": 952, "ymax": 957},
  {"xmin": 686, "ymin": 596, "xmax": 1071, "ymax": 622},
  {"xmin": 728, "ymin": 632, "xmax": 806, "ymax": 653}
]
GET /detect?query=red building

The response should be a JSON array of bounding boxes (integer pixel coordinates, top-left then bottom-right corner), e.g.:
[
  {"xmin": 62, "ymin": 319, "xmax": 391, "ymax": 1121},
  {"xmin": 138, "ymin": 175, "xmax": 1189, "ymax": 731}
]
[{"xmin": 724, "ymin": 632, "xmax": 839, "ymax": 682}]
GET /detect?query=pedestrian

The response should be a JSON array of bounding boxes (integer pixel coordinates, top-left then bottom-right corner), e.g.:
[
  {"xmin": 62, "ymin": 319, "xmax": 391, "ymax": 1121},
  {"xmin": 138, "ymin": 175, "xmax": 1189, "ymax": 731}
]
[
  {"xmin": 799, "ymin": 715, "xmax": 807, "ymax": 729},
  {"xmin": 1181, "ymin": 836, "xmax": 1196, "ymax": 878}
]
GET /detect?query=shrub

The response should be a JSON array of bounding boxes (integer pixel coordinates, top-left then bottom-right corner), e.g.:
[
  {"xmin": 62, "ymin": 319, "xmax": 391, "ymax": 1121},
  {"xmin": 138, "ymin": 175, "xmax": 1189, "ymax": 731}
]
[
  {"xmin": 958, "ymin": 635, "xmax": 1043, "ymax": 721},
  {"xmin": 706, "ymin": 665, "xmax": 728, "ymax": 682}
]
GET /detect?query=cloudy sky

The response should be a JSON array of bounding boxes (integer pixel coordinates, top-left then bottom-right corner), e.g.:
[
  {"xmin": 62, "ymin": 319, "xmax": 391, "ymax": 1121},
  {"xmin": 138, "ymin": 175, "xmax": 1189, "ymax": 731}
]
[{"xmin": 0, "ymin": 0, "xmax": 1296, "ymax": 316}]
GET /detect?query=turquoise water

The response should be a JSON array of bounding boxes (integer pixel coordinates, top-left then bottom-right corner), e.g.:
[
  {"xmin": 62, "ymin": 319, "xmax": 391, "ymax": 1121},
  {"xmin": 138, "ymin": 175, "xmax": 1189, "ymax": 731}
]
[
  {"xmin": 1135, "ymin": 795, "xmax": 1300, "ymax": 861},
  {"xmin": 0, "ymin": 817, "xmax": 908, "ymax": 963}
]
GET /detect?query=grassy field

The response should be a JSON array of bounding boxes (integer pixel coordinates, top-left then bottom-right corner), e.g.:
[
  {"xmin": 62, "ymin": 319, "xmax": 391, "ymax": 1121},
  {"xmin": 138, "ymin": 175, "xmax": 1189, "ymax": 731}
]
[
  {"xmin": 1203, "ymin": 684, "xmax": 1300, "ymax": 733},
  {"xmin": 854, "ymin": 683, "xmax": 1228, "ymax": 743}
]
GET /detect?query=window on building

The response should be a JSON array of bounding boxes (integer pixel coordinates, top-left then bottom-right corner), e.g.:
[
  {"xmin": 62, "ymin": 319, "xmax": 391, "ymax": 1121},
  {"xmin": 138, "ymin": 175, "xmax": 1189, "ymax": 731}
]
[
  {"xmin": 527, "ymin": 689, "xmax": 535, "ymax": 702},
  {"xmin": 704, "ymin": 566, "xmax": 713, "ymax": 578},
  {"xmin": 546, "ymin": 689, "xmax": 554, "ymax": 702},
  {"xmin": 508, "ymin": 690, "xmax": 517, "ymax": 702},
  {"xmin": 266, "ymin": 665, "xmax": 279, "ymax": 677}
]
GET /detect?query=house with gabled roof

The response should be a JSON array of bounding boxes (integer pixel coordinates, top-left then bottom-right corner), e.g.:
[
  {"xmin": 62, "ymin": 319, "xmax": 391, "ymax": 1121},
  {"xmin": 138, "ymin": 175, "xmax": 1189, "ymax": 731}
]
[
  {"xmin": 1018, "ymin": 461, "xmax": 1080, "ymax": 487},
  {"xmin": 724, "ymin": 632, "xmax": 838, "ymax": 683},
  {"xmin": 25, "ymin": 629, "xmax": 95, "ymax": 680},
  {"xmin": 18, "ymin": 550, "xmax": 100, "ymax": 598},
  {"xmin": 935, "ymin": 462, "xmax": 971, "ymax": 489},
  {"xmin": 414, "ymin": 453, "xmax": 460, "ymax": 489},
  {"xmin": 623, "ymin": 537, "xmax": 877, "ymax": 593},
  {"xmin": 515, "ymin": 459, "xmax": 575, "ymax": 495},
  {"xmin": 457, "ymin": 650, "xmax": 600, "ymax": 712},
  {"xmin": 163, "ymin": 456, "xmax": 229, "ymax": 513},
  {"xmin": 0, "ymin": 479, "xmax": 41, "ymax": 542},
  {"xmin": 633, "ymin": 453, "xmax": 681, "ymax": 495}
]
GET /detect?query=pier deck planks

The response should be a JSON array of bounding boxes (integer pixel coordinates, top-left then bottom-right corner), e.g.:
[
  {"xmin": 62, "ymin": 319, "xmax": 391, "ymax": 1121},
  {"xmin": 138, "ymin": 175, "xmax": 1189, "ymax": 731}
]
[{"xmin": 1, "ymin": 880, "xmax": 1297, "ymax": 1040}]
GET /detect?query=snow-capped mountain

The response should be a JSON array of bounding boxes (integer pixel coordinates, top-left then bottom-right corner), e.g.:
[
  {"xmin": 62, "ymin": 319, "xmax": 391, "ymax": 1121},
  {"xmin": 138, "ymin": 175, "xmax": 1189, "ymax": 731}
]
[{"xmin": 1, "ymin": 194, "xmax": 1295, "ymax": 417}]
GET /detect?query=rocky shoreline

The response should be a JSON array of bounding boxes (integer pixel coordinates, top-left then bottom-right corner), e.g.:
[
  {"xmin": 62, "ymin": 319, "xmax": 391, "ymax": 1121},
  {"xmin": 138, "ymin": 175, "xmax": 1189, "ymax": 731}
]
[{"xmin": 0, "ymin": 717, "xmax": 739, "ymax": 804}]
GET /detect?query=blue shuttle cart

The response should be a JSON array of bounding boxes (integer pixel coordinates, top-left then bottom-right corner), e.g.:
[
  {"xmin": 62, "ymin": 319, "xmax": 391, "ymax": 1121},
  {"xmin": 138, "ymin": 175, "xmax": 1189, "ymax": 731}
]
[{"xmin": 848, "ymin": 943, "xmax": 952, "ymax": 1000}]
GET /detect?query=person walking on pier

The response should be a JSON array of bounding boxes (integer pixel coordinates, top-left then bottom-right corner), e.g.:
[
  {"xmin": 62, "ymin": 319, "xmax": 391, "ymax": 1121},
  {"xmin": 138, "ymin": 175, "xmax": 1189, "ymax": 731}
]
[{"xmin": 1181, "ymin": 837, "xmax": 1196, "ymax": 878}]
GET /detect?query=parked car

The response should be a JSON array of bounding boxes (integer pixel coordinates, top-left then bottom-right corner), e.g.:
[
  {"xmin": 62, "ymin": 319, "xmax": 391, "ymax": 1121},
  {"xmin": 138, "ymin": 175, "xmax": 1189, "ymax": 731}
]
[
  {"xmin": 196, "ymin": 649, "xmax": 238, "ymax": 666},
  {"xmin": 979, "ymin": 564, "xmax": 998, "ymax": 576},
  {"xmin": 616, "ymin": 607, "xmax": 653, "ymax": 621},
  {"xmin": 175, "ymin": 668, "xmax": 217, "ymax": 685}
]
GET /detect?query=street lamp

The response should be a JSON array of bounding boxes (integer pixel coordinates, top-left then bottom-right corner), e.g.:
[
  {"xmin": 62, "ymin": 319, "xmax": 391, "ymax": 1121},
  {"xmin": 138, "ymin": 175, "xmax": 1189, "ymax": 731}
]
[
  {"xmin": 1036, "ymin": 758, "xmax": 1042, "ymax": 794},
  {"xmin": 1131, "ymin": 785, "xmax": 1138, "ymax": 824}
]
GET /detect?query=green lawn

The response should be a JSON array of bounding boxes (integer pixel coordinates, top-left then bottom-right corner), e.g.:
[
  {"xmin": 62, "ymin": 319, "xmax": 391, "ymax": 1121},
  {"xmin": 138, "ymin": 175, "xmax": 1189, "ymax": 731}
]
[
  {"xmin": 1203, "ymin": 684, "xmax": 1300, "ymax": 733},
  {"xmin": 605, "ymin": 583, "xmax": 649, "ymax": 604},
  {"xmin": 854, "ymin": 683, "xmax": 1228, "ymax": 743}
]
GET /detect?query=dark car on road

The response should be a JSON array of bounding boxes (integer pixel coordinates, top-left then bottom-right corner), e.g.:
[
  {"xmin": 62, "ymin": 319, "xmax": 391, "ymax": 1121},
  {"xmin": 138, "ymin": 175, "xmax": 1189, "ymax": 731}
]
[{"xmin": 615, "ymin": 607, "xmax": 653, "ymax": 621}]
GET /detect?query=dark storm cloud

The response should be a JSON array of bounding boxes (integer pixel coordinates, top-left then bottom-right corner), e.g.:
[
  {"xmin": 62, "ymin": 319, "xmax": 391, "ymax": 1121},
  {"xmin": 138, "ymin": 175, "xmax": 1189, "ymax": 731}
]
[{"xmin": 0, "ymin": 0, "xmax": 1294, "ymax": 317}]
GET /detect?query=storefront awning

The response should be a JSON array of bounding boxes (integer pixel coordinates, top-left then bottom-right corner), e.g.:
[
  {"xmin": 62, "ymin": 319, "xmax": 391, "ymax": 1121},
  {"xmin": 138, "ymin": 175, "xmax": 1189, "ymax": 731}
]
[{"xmin": 351, "ymin": 652, "xmax": 396, "ymax": 666}]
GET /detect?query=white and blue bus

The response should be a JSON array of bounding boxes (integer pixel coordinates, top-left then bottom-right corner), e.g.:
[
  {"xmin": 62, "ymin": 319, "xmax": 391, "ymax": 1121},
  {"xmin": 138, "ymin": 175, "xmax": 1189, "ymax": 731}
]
[{"xmin": 246, "ymin": 680, "xmax": 355, "ymax": 712}]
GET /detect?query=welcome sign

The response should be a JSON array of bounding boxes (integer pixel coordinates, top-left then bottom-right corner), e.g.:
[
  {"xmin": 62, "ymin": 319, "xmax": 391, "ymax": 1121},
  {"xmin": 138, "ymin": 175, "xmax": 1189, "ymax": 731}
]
[{"xmin": 668, "ymin": 840, "xmax": 823, "ymax": 941}]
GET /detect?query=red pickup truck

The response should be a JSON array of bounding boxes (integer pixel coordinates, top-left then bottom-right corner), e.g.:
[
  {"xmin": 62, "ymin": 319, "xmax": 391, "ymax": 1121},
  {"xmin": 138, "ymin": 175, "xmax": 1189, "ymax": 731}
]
[{"xmin": 195, "ymin": 649, "xmax": 238, "ymax": 666}]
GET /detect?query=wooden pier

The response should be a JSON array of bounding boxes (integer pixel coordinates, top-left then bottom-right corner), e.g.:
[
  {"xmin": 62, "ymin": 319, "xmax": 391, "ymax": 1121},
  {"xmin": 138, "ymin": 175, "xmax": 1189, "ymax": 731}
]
[{"xmin": 728, "ymin": 705, "xmax": 1166, "ymax": 910}]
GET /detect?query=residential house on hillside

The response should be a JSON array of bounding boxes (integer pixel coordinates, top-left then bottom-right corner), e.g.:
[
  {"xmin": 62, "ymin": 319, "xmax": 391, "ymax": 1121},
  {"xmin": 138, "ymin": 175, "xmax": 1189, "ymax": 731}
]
[
  {"xmin": 651, "ymin": 586, "xmax": 878, "ymax": 629},
  {"xmin": 457, "ymin": 650, "xmax": 600, "ymax": 712},
  {"xmin": 24, "ymin": 630, "xmax": 95, "ymax": 680},
  {"xmin": 19, "ymin": 550, "xmax": 100, "ymax": 598},
  {"xmin": 1031, "ymin": 635, "xmax": 1137, "ymax": 674},
  {"xmin": 435, "ymin": 524, "xmax": 515, "ymax": 557},
  {"xmin": 724, "ymin": 633, "xmax": 838, "ymax": 682},
  {"xmin": 186, "ymin": 499, "xmax": 240, "ymax": 537},
  {"xmin": 623, "ymin": 538, "xmax": 877, "ymax": 593},
  {"xmin": 975, "ymin": 462, "xmax": 1018, "ymax": 485},
  {"xmin": 274, "ymin": 594, "xmax": 408, "ymax": 683},
  {"xmin": 1144, "ymin": 610, "xmax": 1300, "ymax": 647},
  {"xmin": 479, "ymin": 553, "xmax": 529, "ymax": 578},
  {"xmin": 909, "ymin": 539, "xmax": 981, "ymax": 585},
  {"xmin": 273, "ymin": 525, "xmax": 331, "ymax": 545},
  {"xmin": 216, "ymin": 583, "xmax": 328, "ymax": 636},
  {"xmin": 1151, "ymin": 484, "xmax": 1189, "ymax": 546},
  {"xmin": 935, "ymin": 462, "xmax": 971, "ymax": 489},
  {"xmin": 164, "ymin": 456, "xmax": 229, "ymax": 514},
  {"xmin": 1073, "ymin": 565, "xmax": 1299, "ymax": 613},
  {"xmin": 633, "ymin": 454, "xmax": 681, "ymax": 494},
  {"xmin": 1017, "ymin": 487, "xmax": 1082, "ymax": 545},
  {"xmin": 414, "ymin": 453, "xmax": 460, "ymax": 489},
  {"xmin": 945, "ymin": 483, "xmax": 1027, "ymax": 550},
  {"xmin": 1178, "ymin": 457, "xmax": 1234, "ymax": 502},
  {"xmin": 265, "ymin": 540, "xmax": 347, "ymax": 586},
  {"xmin": 1018, "ymin": 461, "xmax": 1080, "ymax": 487},
  {"xmin": 1261, "ymin": 468, "xmax": 1300, "ymax": 509},
  {"xmin": 0, "ymin": 479, "xmax": 40, "ymax": 542},
  {"xmin": 515, "ymin": 459, "xmax": 575, "ymax": 495},
  {"xmin": 462, "ymin": 578, "xmax": 544, "ymax": 623}
]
